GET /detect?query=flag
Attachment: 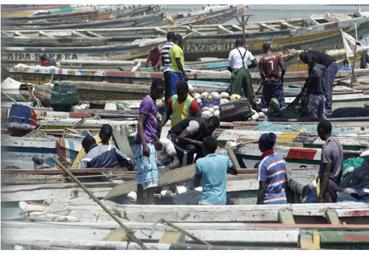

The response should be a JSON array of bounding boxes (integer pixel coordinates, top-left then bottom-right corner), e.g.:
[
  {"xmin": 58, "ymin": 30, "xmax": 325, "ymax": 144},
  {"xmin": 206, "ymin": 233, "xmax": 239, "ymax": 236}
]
[{"xmin": 341, "ymin": 29, "xmax": 361, "ymax": 57}]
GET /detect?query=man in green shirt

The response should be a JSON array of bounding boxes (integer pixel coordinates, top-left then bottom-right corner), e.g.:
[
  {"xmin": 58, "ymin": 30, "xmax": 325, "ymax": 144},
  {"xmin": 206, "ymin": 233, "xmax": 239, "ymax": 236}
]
[{"xmin": 169, "ymin": 33, "xmax": 187, "ymax": 96}]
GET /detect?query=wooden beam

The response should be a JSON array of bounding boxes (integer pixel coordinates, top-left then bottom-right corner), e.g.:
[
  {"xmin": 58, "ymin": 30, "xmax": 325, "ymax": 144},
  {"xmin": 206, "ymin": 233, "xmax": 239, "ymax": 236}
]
[
  {"xmin": 38, "ymin": 30, "xmax": 55, "ymax": 38},
  {"xmin": 259, "ymin": 23, "xmax": 278, "ymax": 31},
  {"xmin": 85, "ymin": 30, "xmax": 104, "ymax": 38},
  {"xmin": 280, "ymin": 21, "xmax": 299, "ymax": 29},
  {"xmin": 154, "ymin": 27, "xmax": 167, "ymax": 35},
  {"xmin": 299, "ymin": 230, "xmax": 320, "ymax": 249},
  {"xmin": 231, "ymin": 24, "xmax": 243, "ymax": 31},
  {"xmin": 278, "ymin": 208, "xmax": 295, "ymax": 224},
  {"xmin": 217, "ymin": 25, "xmax": 233, "ymax": 34},
  {"xmin": 104, "ymin": 164, "xmax": 196, "ymax": 200},
  {"xmin": 324, "ymin": 209, "xmax": 341, "ymax": 225},
  {"xmin": 112, "ymin": 124, "xmax": 134, "ymax": 159},
  {"xmin": 185, "ymin": 26, "xmax": 206, "ymax": 36},
  {"xmin": 72, "ymin": 30, "xmax": 89, "ymax": 38},
  {"xmin": 103, "ymin": 229, "xmax": 128, "ymax": 241},
  {"xmin": 13, "ymin": 31, "xmax": 25, "ymax": 37},
  {"xmin": 159, "ymin": 231, "xmax": 185, "ymax": 244},
  {"xmin": 227, "ymin": 148, "xmax": 241, "ymax": 169}
]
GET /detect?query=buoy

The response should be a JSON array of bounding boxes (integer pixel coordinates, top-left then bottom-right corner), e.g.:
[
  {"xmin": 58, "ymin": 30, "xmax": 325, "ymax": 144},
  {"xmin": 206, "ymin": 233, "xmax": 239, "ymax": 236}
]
[
  {"xmin": 220, "ymin": 92, "xmax": 230, "ymax": 99},
  {"xmin": 230, "ymin": 94, "xmax": 241, "ymax": 101}
]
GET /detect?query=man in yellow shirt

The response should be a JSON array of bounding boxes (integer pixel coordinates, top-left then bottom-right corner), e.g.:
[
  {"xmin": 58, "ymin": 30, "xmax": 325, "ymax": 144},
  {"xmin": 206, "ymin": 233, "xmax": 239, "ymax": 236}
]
[
  {"xmin": 169, "ymin": 33, "xmax": 187, "ymax": 96},
  {"xmin": 72, "ymin": 124, "xmax": 113, "ymax": 168},
  {"xmin": 161, "ymin": 81, "xmax": 200, "ymax": 127}
]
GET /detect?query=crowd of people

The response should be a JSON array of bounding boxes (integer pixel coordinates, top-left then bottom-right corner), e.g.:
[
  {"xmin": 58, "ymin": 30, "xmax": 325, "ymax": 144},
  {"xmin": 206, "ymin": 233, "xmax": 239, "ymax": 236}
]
[{"xmin": 73, "ymin": 33, "xmax": 346, "ymax": 205}]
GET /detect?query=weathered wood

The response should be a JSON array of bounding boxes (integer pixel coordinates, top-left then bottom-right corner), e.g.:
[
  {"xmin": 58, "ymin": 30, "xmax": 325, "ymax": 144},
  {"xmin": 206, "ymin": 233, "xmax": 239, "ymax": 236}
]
[
  {"xmin": 85, "ymin": 30, "xmax": 104, "ymax": 38},
  {"xmin": 72, "ymin": 30, "xmax": 89, "ymax": 38},
  {"xmin": 299, "ymin": 230, "xmax": 320, "ymax": 249},
  {"xmin": 154, "ymin": 27, "xmax": 167, "ymax": 35},
  {"xmin": 103, "ymin": 229, "xmax": 128, "ymax": 241},
  {"xmin": 260, "ymin": 23, "xmax": 278, "ymax": 31},
  {"xmin": 38, "ymin": 30, "xmax": 55, "ymax": 38},
  {"xmin": 227, "ymin": 147, "xmax": 241, "ymax": 169},
  {"xmin": 278, "ymin": 208, "xmax": 295, "ymax": 224},
  {"xmin": 280, "ymin": 21, "xmax": 299, "ymax": 29},
  {"xmin": 159, "ymin": 231, "xmax": 185, "ymax": 244},
  {"xmin": 112, "ymin": 124, "xmax": 134, "ymax": 159},
  {"xmin": 325, "ymin": 209, "xmax": 341, "ymax": 225},
  {"xmin": 104, "ymin": 164, "xmax": 196, "ymax": 200},
  {"xmin": 217, "ymin": 25, "xmax": 233, "ymax": 34}
]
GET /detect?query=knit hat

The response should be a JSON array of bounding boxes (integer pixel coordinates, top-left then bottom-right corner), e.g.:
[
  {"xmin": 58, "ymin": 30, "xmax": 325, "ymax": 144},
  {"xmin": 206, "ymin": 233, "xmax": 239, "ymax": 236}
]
[{"xmin": 258, "ymin": 132, "xmax": 277, "ymax": 152}]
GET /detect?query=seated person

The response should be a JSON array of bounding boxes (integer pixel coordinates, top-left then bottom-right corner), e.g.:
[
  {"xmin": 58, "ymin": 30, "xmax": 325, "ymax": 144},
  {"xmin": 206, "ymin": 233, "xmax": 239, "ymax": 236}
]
[
  {"xmin": 194, "ymin": 136, "xmax": 237, "ymax": 205},
  {"xmin": 79, "ymin": 135, "xmax": 134, "ymax": 170},
  {"xmin": 72, "ymin": 124, "xmax": 113, "ymax": 169},
  {"xmin": 168, "ymin": 116, "xmax": 220, "ymax": 165},
  {"xmin": 161, "ymin": 81, "xmax": 200, "ymax": 127}
]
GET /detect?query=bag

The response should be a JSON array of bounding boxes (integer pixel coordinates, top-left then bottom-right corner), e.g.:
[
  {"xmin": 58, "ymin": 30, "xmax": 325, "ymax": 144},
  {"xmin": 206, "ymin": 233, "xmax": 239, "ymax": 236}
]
[
  {"xmin": 7, "ymin": 104, "xmax": 37, "ymax": 136},
  {"xmin": 219, "ymin": 98, "xmax": 253, "ymax": 122},
  {"xmin": 50, "ymin": 82, "xmax": 79, "ymax": 111}
]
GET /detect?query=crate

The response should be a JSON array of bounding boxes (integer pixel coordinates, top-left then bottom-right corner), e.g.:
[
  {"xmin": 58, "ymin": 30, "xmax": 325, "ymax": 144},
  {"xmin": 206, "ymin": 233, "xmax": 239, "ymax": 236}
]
[{"xmin": 219, "ymin": 98, "xmax": 253, "ymax": 122}]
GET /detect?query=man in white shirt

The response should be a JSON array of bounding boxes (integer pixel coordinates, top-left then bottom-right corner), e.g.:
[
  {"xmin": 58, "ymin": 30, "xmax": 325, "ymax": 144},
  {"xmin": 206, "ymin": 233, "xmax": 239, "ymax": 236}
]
[{"xmin": 227, "ymin": 38, "xmax": 258, "ymax": 110}]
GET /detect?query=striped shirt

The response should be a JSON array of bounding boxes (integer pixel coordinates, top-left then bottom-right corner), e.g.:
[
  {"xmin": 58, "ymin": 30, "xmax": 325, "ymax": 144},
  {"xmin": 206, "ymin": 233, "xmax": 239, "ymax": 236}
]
[
  {"xmin": 258, "ymin": 153, "xmax": 287, "ymax": 204},
  {"xmin": 161, "ymin": 42, "xmax": 174, "ymax": 72}
]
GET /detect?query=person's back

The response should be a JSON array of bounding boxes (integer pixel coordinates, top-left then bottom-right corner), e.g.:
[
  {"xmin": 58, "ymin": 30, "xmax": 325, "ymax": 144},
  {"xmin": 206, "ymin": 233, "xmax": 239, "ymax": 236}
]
[
  {"xmin": 169, "ymin": 43, "xmax": 184, "ymax": 73},
  {"xmin": 161, "ymin": 41, "xmax": 174, "ymax": 72},
  {"xmin": 258, "ymin": 153, "xmax": 287, "ymax": 204},
  {"xmin": 303, "ymin": 50, "xmax": 335, "ymax": 67},
  {"xmin": 196, "ymin": 152, "xmax": 231, "ymax": 204},
  {"xmin": 259, "ymin": 52, "xmax": 284, "ymax": 81},
  {"xmin": 169, "ymin": 117, "xmax": 205, "ymax": 139},
  {"xmin": 307, "ymin": 63, "xmax": 325, "ymax": 95},
  {"xmin": 321, "ymin": 137, "xmax": 343, "ymax": 185}
]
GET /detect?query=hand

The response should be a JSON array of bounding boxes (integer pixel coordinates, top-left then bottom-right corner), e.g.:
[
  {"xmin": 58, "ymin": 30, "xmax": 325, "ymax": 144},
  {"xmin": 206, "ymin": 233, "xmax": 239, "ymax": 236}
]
[
  {"xmin": 154, "ymin": 140, "xmax": 163, "ymax": 151},
  {"xmin": 143, "ymin": 144, "xmax": 150, "ymax": 157}
]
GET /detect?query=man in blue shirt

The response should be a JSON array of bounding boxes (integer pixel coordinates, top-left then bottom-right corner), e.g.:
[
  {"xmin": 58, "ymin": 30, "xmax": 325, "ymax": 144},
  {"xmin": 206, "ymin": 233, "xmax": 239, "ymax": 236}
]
[
  {"xmin": 257, "ymin": 132, "xmax": 288, "ymax": 204},
  {"xmin": 194, "ymin": 136, "xmax": 237, "ymax": 205}
]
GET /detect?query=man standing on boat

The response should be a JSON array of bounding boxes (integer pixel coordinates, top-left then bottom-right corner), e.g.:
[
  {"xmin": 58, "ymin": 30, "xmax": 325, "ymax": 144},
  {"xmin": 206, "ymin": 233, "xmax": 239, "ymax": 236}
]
[
  {"xmin": 72, "ymin": 124, "xmax": 113, "ymax": 169},
  {"xmin": 168, "ymin": 116, "xmax": 220, "ymax": 166},
  {"xmin": 299, "ymin": 51, "xmax": 338, "ymax": 115},
  {"xmin": 161, "ymin": 32, "xmax": 175, "ymax": 103},
  {"xmin": 317, "ymin": 120, "xmax": 343, "ymax": 203},
  {"xmin": 135, "ymin": 79, "xmax": 165, "ymax": 204},
  {"xmin": 257, "ymin": 132, "xmax": 288, "ymax": 205},
  {"xmin": 194, "ymin": 136, "xmax": 237, "ymax": 205},
  {"xmin": 227, "ymin": 38, "xmax": 258, "ymax": 110},
  {"xmin": 259, "ymin": 43, "xmax": 286, "ymax": 110},
  {"xmin": 169, "ymin": 33, "xmax": 187, "ymax": 97},
  {"xmin": 161, "ymin": 81, "xmax": 201, "ymax": 127}
]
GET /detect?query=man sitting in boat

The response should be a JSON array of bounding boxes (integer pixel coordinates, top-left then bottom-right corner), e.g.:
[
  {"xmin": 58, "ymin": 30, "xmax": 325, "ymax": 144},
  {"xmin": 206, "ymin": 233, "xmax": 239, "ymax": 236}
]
[
  {"xmin": 257, "ymin": 132, "xmax": 288, "ymax": 205},
  {"xmin": 194, "ymin": 136, "xmax": 237, "ymax": 205},
  {"xmin": 168, "ymin": 116, "xmax": 220, "ymax": 166},
  {"xmin": 317, "ymin": 120, "xmax": 343, "ymax": 203},
  {"xmin": 259, "ymin": 43, "xmax": 286, "ymax": 111},
  {"xmin": 40, "ymin": 54, "xmax": 56, "ymax": 66},
  {"xmin": 169, "ymin": 33, "xmax": 187, "ymax": 96},
  {"xmin": 145, "ymin": 46, "xmax": 161, "ymax": 71},
  {"xmin": 161, "ymin": 81, "xmax": 201, "ymax": 127},
  {"xmin": 79, "ymin": 135, "xmax": 134, "ymax": 170},
  {"xmin": 299, "ymin": 50, "xmax": 338, "ymax": 115},
  {"xmin": 72, "ymin": 124, "xmax": 113, "ymax": 169},
  {"xmin": 227, "ymin": 38, "xmax": 258, "ymax": 110},
  {"xmin": 301, "ymin": 62, "xmax": 326, "ymax": 120}
]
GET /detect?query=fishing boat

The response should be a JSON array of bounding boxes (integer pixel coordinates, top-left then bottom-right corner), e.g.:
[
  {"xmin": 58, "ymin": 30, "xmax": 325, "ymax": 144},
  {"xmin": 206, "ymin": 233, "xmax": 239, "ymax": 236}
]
[{"xmin": 3, "ymin": 11, "xmax": 368, "ymax": 61}]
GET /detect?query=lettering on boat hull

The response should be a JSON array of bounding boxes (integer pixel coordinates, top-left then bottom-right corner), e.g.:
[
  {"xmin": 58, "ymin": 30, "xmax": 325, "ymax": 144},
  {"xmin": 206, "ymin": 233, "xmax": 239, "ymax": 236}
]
[{"xmin": 6, "ymin": 53, "xmax": 79, "ymax": 62}]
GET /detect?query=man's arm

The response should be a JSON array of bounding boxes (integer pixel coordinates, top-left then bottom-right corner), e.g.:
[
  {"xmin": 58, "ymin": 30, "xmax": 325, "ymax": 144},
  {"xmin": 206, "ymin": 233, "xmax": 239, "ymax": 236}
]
[
  {"xmin": 161, "ymin": 97, "xmax": 173, "ymax": 127},
  {"xmin": 178, "ymin": 129, "xmax": 202, "ymax": 147},
  {"xmin": 115, "ymin": 149, "xmax": 134, "ymax": 171},
  {"xmin": 257, "ymin": 181, "xmax": 267, "ymax": 204},
  {"xmin": 190, "ymin": 100, "xmax": 201, "ymax": 117},
  {"xmin": 247, "ymin": 59, "xmax": 257, "ymax": 69},
  {"xmin": 175, "ymin": 58, "xmax": 187, "ymax": 79},
  {"xmin": 279, "ymin": 55, "xmax": 286, "ymax": 83},
  {"xmin": 194, "ymin": 174, "xmax": 201, "ymax": 187},
  {"xmin": 227, "ymin": 166, "xmax": 238, "ymax": 175},
  {"xmin": 259, "ymin": 59, "xmax": 266, "ymax": 81},
  {"xmin": 318, "ymin": 163, "xmax": 332, "ymax": 202}
]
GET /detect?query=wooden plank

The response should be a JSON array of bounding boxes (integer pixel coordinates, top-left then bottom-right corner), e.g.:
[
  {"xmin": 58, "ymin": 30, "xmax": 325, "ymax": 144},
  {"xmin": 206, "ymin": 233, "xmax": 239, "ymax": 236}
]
[
  {"xmin": 259, "ymin": 23, "xmax": 278, "ymax": 31},
  {"xmin": 280, "ymin": 21, "xmax": 299, "ymax": 29},
  {"xmin": 319, "ymin": 230, "xmax": 369, "ymax": 244},
  {"xmin": 159, "ymin": 231, "xmax": 185, "ymax": 244},
  {"xmin": 231, "ymin": 24, "xmax": 243, "ymax": 31},
  {"xmin": 13, "ymin": 31, "xmax": 25, "ymax": 37},
  {"xmin": 103, "ymin": 229, "xmax": 128, "ymax": 241},
  {"xmin": 85, "ymin": 30, "xmax": 104, "ymax": 37},
  {"xmin": 154, "ymin": 27, "xmax": 167, "ymax": 35},
  {"xmin": 185, "ymin": 26, "xmax": 206, "ymax": 36},
  {"xmin": 112, "ymin": 124, "xmax": 134, "ymax": 160},
  {"xmin": 299, "ymin": 230, "xmax": 320, "ymax": 249},
  {"xmin": 38, "ymin": 30, "xmax": 55, "ymax": 38},
  {"xmin": 227, "ymin": 147, "xmax": 241, "ymax": 169},
  {"xmin": 217, "ymin": 25, "xmax": 233, "ymax": 34},
  {"xmin": 72, "ymin": 30, "xmax": 89, "ymax": 38},
  {"xmin": 325, "ymin": 209, "xmax": 341, "ymax": 225},
  {"xmin": 104, "ymin": 164, "xmax": 196, "ymax": 200},
  {"xmin": 278, "ymin": 208, "xmax": 295, "ymax": 224}
]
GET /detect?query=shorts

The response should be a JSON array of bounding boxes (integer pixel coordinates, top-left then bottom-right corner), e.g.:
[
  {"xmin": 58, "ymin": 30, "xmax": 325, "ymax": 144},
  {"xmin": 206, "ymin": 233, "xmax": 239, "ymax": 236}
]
[{"xmin": 134, "ymin": 143, "xmax": 158, "ymax": 190}]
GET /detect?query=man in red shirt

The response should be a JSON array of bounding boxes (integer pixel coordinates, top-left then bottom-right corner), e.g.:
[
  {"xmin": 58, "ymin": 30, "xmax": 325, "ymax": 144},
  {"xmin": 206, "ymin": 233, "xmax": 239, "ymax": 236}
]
[
  {"xmin": 259, "ymin": 43, "xmax": 286, "ymax": 110},
  {"xmin": 146, "ymin": 46, "xmax": 161, "ymax": 71}
]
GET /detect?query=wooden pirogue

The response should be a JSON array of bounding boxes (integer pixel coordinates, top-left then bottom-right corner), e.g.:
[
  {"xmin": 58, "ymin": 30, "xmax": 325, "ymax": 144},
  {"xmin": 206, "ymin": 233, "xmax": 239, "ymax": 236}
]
[{"xmin": 2, "ymin": 11, "xmax": 369, "ymax": 61}]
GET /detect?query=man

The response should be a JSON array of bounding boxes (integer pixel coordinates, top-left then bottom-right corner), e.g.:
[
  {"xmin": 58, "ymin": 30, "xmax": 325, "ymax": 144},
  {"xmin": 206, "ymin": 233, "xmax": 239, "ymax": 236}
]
[
  {"xmin": 227, "ymin": 38, "xmax": 257, "ymax": 109},
  {"xmin": 257, "ymin": 132, "xmax": 288, "ymax": 205},
  {"xmin": 135, "ymin": 78, "xmax": 165, "ymax": 204},
  {"xmin": 169, "ymin": 33, "xmax": 187, "ymax": 97},
  {"xmin": 194, "ymin": 136, "xmax": 237, "ymax": 205},
  {"xmin": 299, "ymin": 51, "xmax": 338, "ymax": 114},
  {"xmin": 161, "ymin": 81, "xmax": 201, "ymax": 127},
  {"xmin": 72, "ymin": 124, "xmax": 113, "ymax": 169},
  {"xmin": 161, "ymin": 32, "xmax": 175, "ymax": 103},
  {"xmin": 317, "ymin": 120, "xmax": 343, "ymax": 203},
  {"xmin": 168, "ymin": 116, "xmax": 220, "ymax": 166},
  {"xmin": 259, "ymin": 43, "xmax": 286, "ymax": 110},
  {"xmin": 302, "ymin": 62, "xmax": 326, "ymax": 120},
  {"xmin": 79, "ymin": 135, "xmax": 133, "ymax": 170},
  {"xmin": 360, "ymin": 50, "xmax": 369, "ymax": 69},
  {"xmin": 146, "ymin": 46, "xmax": 161, "ymax": 71},
  {"xmin": 40, "ymin": 54, "xmax": 55, "ymax": 66}
]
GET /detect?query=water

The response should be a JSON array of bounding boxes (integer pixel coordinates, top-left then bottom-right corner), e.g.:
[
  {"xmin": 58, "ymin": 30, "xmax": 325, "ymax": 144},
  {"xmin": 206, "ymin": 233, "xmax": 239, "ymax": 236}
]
[{"xmin": 166, "ymin": 4, "xmax": 369, "ymax": 23}]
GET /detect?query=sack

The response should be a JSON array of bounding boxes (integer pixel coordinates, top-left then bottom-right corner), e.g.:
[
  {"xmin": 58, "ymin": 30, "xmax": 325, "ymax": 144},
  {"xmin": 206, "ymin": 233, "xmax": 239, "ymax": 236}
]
[
  {"xmin": 50, "ymin": 82, "xmax": 79, "ymax": 111},
  {"xmin": 219, "ymin": 98, "xmax": 253, "ymax": 122},
  {"xmin": 7, "ymin": 104, "xmax": 37, "ymax": 136}
]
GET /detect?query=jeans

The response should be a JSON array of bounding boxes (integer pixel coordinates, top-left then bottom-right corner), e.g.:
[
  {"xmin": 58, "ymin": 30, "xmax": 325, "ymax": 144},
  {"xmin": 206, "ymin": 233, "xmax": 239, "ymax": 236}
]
[{"xmin": 260, "ymin": 80, "xmax": 286, "ymax": 109}]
